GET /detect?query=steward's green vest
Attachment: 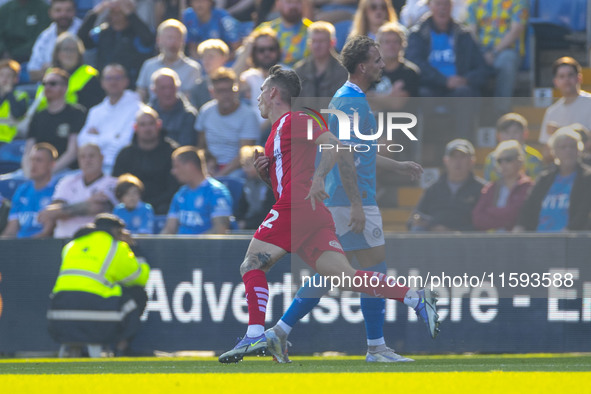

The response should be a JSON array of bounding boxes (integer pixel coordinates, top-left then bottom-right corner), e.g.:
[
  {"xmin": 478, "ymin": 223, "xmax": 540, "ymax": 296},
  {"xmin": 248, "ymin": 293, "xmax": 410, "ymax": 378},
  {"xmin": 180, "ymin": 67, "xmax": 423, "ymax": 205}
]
[
  {"xmin": 0, "ymin": 90, "xmax": 28, "ymax": 142},
  {"xmin": 52, "ymin": 231, "xmax": 150, "ymax": 298}
]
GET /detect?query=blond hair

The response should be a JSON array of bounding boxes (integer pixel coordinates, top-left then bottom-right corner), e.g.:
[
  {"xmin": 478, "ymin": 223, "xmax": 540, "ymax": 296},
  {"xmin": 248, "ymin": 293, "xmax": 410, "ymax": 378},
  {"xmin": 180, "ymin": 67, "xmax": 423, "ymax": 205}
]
[
  {"xmin": 157, "ymin": 19, "xmax": 187, "ymax": 41},
  {"xmin": 493, "ymin": 140, "xmax": 525, "ymax": 170},
  {"xmin": 548, "ymin": 125, "xmax": 585, "ymax": 160},
  {"xmin": 308, "ymin": 21, "xmax": 336, "ymax": 41},
  {"xmin": 376, "ymin": 22, "xmax": 407, "ymax": 47},
  {"xmin": 497, "ymin": 112, "xmax": 528, "ymax": 133},
  {"xmin": 210, "ymin": 67, "xmax": 237, "ymax": 84},
  {"xmin": 197, "ymin": 39, "xmax": 230, "ymax": 57},
  {"xmin": 350, "ymin": 0, "xmax": 398, "ymax": 38},
  {"xmin": 135, "ymin": 105, "xmax": 160, "ymax": 121},
  {"xmin": 150, "ymin": 67, "xmax": 181, "ymax": 89},
  {"xmin": 115, "ymin": 173, "xmax": 145, "ymax": 200}
]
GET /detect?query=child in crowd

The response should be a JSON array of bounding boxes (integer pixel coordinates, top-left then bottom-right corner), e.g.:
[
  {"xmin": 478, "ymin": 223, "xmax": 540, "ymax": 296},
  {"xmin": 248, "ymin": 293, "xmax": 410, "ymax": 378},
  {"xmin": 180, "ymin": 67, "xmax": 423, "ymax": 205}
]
[
  {"xmin": 234, "ymin": 145, "xmax": 274, "ymax": 230},
  {"xmin": 113, "ymin": 173, "xmax": 154, "ymax": 234}
]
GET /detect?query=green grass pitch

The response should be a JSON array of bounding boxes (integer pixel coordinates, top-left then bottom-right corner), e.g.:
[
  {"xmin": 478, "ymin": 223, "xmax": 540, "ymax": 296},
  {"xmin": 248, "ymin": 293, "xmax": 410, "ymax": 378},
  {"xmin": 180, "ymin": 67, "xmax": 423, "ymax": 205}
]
[{"xmin": 1, "ymin": 354, "xmax": 589, "ymax": 374}]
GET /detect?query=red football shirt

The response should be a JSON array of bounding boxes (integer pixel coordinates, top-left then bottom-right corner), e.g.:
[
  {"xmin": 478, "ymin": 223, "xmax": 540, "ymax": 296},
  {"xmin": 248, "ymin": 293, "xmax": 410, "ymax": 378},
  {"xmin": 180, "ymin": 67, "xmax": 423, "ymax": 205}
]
[{"xmin": 264, "ymin": 111, "xmax": 327, "ymax": 204}]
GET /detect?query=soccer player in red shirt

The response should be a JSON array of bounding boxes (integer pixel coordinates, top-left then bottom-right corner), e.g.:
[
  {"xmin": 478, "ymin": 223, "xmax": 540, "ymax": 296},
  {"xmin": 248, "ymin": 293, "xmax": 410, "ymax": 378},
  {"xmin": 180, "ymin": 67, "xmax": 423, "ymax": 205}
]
[{"xmin": 218, "ymin": 65, "xmax": 439, "ymax": 363}]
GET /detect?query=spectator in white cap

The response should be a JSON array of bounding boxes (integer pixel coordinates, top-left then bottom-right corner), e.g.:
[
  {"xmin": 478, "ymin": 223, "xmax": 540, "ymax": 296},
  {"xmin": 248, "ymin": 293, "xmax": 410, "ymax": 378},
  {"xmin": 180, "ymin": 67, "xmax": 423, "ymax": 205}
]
[{"xmin": 409, "ymin": 138, "xmax": 485, "ymax": 231}]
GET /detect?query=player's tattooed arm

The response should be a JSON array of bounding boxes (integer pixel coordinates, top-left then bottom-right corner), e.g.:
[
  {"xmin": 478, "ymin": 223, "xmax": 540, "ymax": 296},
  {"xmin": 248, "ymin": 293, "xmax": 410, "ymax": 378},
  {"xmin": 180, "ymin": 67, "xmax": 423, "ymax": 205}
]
[
  {"xmin": 313, "ymin": 132, "xmax": 339, "ymax": 179},
  {"xmin": 336, "ymin": 150, "xmax": 362, "ymax": 206},
  {"xmin": 336, "ymin": 149, "xmax": 366, "ymax": 233},
  {"xmin": 306, "ymin": 132, "xmax": 338, "ymax": 210},
  {"xmin": 313, "ymin": 131, "xmax": 365, "ymax": 230}
]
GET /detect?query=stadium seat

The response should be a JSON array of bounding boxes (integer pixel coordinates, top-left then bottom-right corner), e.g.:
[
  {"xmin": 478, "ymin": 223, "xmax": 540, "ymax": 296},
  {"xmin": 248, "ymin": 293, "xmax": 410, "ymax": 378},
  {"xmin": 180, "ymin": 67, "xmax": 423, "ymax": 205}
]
[
  {"xmin": 381, "ymin": 208, "xmax": 412, "ymax": 232},
  {"xmin": 0, "ymin": 139, "xmax": 25, "ymax": 161},
  {"xmin": 397, "ymin": 187, "xmax": 423, "ymax": 208},
  {"xmin": 0, "ymin": 178, "xmax": 27, "ymax": 201},
  {"xmin": 529, "ymin": 0, "xmax": 587, "ymax": 50},
  {"xmin": 74, "ymin": 0, "xmax": 96, "ymax": 19},
  {"xmin": 239, "ymin": 21, "xmax": 255, "ymax": 39},
  {"xmin": 153, "ymin": 215, "xmax": 167, "ymax": 234},
  {"xmin": 334, "ymin": 20, "xmax": 352, "ymax": 52},
  {"xmin": 531, "ymin": 0, "xmax": 587, "ymax": 32},
  {"xmin": 518, "ymin": 24, "xmax": 533, "ymax": 71},
  {"xmin": 215, "ymin": 176, "xmax": 245, "ymax": 213}
]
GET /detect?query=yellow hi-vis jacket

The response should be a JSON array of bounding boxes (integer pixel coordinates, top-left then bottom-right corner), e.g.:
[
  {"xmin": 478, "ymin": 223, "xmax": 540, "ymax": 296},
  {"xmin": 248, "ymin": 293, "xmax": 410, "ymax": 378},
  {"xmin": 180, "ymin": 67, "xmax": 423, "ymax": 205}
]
[
  {"xmin": 0, "ymin": 90, "xmax": 28, "ymax": 143},
  {"xmin": 52, "ymin": 231, "xmax": 150, "ymax": 298},
  {"xmin": 35, "ymin": 65, "xmax": 98, "ymax": 111}
]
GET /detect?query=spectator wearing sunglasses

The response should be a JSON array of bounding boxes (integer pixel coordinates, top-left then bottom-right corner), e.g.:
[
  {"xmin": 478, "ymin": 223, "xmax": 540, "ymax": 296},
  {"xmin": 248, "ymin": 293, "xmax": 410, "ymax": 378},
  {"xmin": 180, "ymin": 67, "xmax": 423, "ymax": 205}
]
[
  {"xmin": 483, "ymin": 113, "xmax": 542, "ymax": 182},
  {"xmin": 240, "ymin": 28, "xmax": 282, "ymax": 128},
  {"xmin": 473, "ymin": 140, "xmax": 533, "ymax": 232},
  {"xmin": 23, "ymin": 68, "xmax": 86, "ymax": 175}
]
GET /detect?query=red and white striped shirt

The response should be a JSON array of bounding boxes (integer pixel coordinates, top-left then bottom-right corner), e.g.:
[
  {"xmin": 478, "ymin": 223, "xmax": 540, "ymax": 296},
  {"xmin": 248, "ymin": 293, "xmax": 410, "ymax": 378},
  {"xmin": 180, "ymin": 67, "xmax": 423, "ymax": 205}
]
[{"xmin": 264, "ymin": 111, "xmax": 327, "ymax": 204}]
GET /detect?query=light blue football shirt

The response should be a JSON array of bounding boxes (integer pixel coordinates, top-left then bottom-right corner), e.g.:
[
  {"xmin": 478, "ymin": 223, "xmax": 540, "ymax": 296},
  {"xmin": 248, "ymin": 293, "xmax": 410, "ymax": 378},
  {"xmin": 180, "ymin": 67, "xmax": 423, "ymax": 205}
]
[
  {"xmin": 167, "ymin": 177, "xmax": 233, "ymax": 234},
  {"xmin": 325, "ymin": 81, "xmax": 378, "ymax": 207},
  {"xmin": 8, "ymin": 180, "xmax": 56, "ymax": 238},
  {"xmin": 114, "ymin": 201, "xmax": 155, "ymax": 234}
]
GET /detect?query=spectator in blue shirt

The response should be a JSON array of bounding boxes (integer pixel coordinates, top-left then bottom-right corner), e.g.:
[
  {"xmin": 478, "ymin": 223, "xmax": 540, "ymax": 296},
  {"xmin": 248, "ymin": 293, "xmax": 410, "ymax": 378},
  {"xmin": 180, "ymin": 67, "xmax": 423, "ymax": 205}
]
[
  {"xmin": 113, "ymin": 173, "xmax": 154, "ymax": 234},
  {"xmin": 182, "ymin": 0, "xmax": 242, "ymax": 57},
  {"xmin": 161, "ymin": 146, "xmax": 232, "ymax": 234},
  {"xmin": 2, "ymin": 143, "xmax": 58, "ymax": 238},
  {"xmin": 406, "ymin": 0, "xmax": 490, "ymax": 98},
  {"xmin": 517, "ymin": 126, "xmax": 591, "ymax": 232}
]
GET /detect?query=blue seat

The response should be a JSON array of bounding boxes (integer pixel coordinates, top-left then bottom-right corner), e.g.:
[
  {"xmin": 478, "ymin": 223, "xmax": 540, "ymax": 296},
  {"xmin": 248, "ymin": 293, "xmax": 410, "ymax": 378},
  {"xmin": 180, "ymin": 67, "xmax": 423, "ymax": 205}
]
[
  {"xmin": 239, "ymin": 21, "xmax": 255, "ymax": 39},
  {"xmin": 0, "ymin": 178, "xmax": 27, "ymax": 201},
  {"xmin": 334, "ymin": 20, "xmax": 353, "ymax": 52},
  {"xmin": 529, "ymin": 0, "xmax": 587, "ymax": 50},
  {"xmin": 531, "ymin": 0, "xmax": 587, "ymax": 32},
  {"xmin": 215, "ymin": 176, "xmax": 245, "ymax": 214},
  {"xmin": 75, "ymin": 0, "xmax": 97, "ymax": 19},
  {"xmin": 0, "ymin": 140, "xmax": 26, "ymax": 163},
  {"xmin": 518, "ymin": 24, "xmax": 534, "ymax": 71},
  {"xmin": 153, "ymin": 215, "xmax": 168, "ymax": 234}
]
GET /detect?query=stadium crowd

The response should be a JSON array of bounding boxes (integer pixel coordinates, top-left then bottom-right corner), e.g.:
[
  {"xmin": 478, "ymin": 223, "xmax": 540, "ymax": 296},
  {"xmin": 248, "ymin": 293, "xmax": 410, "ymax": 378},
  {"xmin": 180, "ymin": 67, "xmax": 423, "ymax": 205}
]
[{"xmin": 1, "ymin": 0, "xmax": 591, "ymax": 239}]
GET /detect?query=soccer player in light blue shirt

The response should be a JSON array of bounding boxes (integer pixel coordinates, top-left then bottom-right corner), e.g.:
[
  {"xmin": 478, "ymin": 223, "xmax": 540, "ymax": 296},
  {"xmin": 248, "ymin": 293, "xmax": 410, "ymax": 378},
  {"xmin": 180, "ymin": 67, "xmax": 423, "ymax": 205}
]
[
  {"xmin": 2, "ymin": 143, "xmax": 57, "ymax": 238},
  {"xmin": 161, "ymin": 146, "xmax": 233, "ymax": 235},
  {"xmin": 266, "ymin": 36, "xmax": 436, "ymax": 364}
]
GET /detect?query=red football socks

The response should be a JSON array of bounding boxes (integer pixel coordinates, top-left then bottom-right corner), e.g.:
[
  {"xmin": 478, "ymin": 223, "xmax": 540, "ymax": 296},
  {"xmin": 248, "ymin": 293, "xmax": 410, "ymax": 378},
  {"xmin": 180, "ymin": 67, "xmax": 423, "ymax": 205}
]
[{"xmin": 243, "ymin": 269, "xmax": 269, "ymax": 326}]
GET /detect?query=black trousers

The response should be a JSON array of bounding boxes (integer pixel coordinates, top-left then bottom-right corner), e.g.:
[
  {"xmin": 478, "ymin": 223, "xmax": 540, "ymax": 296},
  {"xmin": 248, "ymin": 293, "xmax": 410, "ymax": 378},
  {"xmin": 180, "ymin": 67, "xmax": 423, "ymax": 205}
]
[{"xmin": 47, "ymin": 286, "xmax": 147, "ymax": 346}]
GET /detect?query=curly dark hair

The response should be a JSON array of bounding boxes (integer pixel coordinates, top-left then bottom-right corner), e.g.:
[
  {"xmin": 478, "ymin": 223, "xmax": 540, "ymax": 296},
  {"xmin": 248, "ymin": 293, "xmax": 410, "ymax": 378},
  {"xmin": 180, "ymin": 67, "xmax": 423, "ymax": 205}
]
[
  {"xmin": 266, "ymin": 65, "xmax": 301, "ymax": 103},
  {"xmin": 340, "ymin": 35, "xmax": 379, "ymax": 74}
]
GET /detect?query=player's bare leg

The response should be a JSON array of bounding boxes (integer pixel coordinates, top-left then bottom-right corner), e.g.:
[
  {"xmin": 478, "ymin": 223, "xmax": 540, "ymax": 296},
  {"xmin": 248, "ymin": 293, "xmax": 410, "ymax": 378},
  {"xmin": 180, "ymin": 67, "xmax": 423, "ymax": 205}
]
[
  {"xmin": 267, "ymin": 250, "xmax": 429, "ymax": 363},
  {"xmin": 315, "ymin": 251, "xmax": 439, "ymax": 337}
]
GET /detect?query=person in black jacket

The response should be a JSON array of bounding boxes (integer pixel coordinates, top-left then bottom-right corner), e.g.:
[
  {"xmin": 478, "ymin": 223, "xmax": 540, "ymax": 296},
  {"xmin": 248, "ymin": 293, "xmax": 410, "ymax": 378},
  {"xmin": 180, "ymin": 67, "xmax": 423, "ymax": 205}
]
[
  {"xmin": 405, "ymin": 0, "xmax": 490, "ymax": 98},
  {"xmin": 77, "ymin": 0, "xmax": 154, "ymax": 88},
  {"xmin": 409, "ymin": 139, "xmax": 485, "ymax": 231},
  {"xmin": 517, "ymin": 126, "xmax": 591, "ymax": 232},
  {"xmin": 112, "ymin": 106, "xmax": 179, "ymax": 214}
]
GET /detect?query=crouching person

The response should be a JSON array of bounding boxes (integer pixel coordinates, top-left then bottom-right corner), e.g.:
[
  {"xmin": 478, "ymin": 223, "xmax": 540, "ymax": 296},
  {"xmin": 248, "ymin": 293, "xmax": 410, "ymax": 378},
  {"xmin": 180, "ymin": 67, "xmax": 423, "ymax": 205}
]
[{"xmin": 47, "ymin": 213, "xmax": 150, "ymax": 357}]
